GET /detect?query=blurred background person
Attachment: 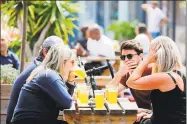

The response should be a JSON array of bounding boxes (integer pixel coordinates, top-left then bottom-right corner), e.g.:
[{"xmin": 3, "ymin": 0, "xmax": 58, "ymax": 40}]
[
  {"xmin": 11, "ymin": 43, "xmax": 76, "ymax": 124},
  {"xmin": 73, "ymin": 24, "xmax": 89, "ymax": 57},
  {"xmin": 141, "ymin": 1, "xmax": 168, "ymax": 38},
  {"xmin": 0, "ymin": 31, "xmax": 20, "ymax": 70},
  {"xmin": 135, "ymin": 23, "xmax": 151, "ymax": 58},
  {"xmin": 84, "ymin": 23, "xmax": 115, "ymax": 75}
]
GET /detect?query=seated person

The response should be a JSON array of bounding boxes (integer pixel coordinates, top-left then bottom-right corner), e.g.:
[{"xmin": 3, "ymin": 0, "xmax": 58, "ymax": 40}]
[
  {"xmin": 128, "ymin": 36, "xmax": 186, "ymax": 124},
  {"xmin": 11, "ymin": 44, "xmax": 76, "ymax": 124},
  {"xmin": 73, "ymin": 24, "xmax": 89, "ymax": 57},
  {"xmin": 84, "ymin": 24, "xmax": 115, "ymax": 75},
  {"xmin": 6, "ymin": 36, "xmax": 63, "ymax": 124},
  {"xmin": 109, "ymin": 40, "xmax": 152, "ymax": 110},
  {"xmin": 0, "ymin": 31, "xmax": 20, "ymax": 70}
]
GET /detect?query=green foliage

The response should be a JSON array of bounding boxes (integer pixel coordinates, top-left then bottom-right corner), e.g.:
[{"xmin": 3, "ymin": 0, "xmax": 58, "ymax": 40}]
[
  {"xmin": 1, "ymin": 1, "xmax": 80, "ymax": 49},
  {"xmin": 9, "ymin": 38, "xmax": 21, "ymax": 58},
  {"xmin": 1, "ymin": 64, "xmax": 20, "ymax": 84},
  {"xmin": 107, "ymin": 20, "xmax": 138, "ymax": 41}
]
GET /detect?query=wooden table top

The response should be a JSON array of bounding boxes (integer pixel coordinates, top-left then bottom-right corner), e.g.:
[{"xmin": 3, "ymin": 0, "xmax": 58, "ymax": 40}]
[
  {"xmin": 62, "ymin": 98, "xmax": 138, "ymax": 124},
  {"xmin": 64, "ymin": 98, "xmax": 138, "ymax": 115}
]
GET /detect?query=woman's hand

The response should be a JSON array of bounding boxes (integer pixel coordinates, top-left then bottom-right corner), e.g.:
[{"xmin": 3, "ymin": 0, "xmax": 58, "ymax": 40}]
[
  {"xmin": 146, "ymin": 46, "xmax": 158, "ymax": 64},
  {"xmin": 67, "ymin": 71, "xmax": 76, "ymax": 84},
  {"xmin": 63, "ymin": 59, "xmax": 76, "ymax": 81},
  {"xmin": 136, "ymin": 112, "xmax": 152, "ymax": 122}
]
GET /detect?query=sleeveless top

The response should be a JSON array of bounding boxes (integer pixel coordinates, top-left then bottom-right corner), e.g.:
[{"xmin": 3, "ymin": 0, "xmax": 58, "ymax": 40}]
[{"xmin": 150, "ymin": 70, "xmax": 186, "ymax": 124}]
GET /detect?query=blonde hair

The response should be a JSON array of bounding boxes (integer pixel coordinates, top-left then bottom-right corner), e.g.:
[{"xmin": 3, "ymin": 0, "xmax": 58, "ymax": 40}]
[
  {"xmin": 27, "ymin": 43, "xmax": 72, "ymax": 82},
  {"xmin": 150, "ymin": 36, "xmax": 184, "ymax": 73}
]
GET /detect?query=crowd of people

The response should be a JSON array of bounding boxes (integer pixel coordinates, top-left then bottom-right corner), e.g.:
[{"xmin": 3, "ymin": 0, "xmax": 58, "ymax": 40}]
[{"xmin": 1, "ymin": 1, "xmax": 186, "ymax": 124}]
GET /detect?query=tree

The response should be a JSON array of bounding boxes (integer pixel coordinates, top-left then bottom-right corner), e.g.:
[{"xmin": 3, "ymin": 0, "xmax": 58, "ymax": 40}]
[{"xmin": 1, "ymin": 1, "xmax": 80, "ymax": 58}]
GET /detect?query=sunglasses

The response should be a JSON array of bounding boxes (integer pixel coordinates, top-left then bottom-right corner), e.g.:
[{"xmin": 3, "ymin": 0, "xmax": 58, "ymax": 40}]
[{"xmin": 120, "ymin": 54, "xmax": 138, "ymax": 60}]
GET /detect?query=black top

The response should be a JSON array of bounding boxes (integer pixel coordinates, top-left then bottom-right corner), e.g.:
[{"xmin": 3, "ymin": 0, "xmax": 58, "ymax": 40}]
[
  {"xmin": 11, "ymin": 69, "xmax": 75, "ymax": 123},
  {"xmin": 150, "ymin": 70, "xmax": 186, "ymax": 124}
]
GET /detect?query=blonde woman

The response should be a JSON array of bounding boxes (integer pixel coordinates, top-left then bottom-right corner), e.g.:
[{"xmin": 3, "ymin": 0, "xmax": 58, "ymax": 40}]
[
  {"xmin": 11, "ymin": 43, "xmax": 76, "ymax": 124},
  {"xmin": 127, "ymin": 36, "xmax": 186, "ymax": 124}
]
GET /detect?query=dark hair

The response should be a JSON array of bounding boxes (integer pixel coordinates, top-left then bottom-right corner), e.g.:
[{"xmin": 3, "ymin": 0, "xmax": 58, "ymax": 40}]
[
  {"xmin": 120, "ymin": 40, "xmax": 143, "ymax": 54},
  {"xmin": 39, "ymin": 46, "xmax": 51, "ymax": 57},
  {"xmin": 80, "ymin": 26, "xmax": 88, "ymax": 37},
  {"xmin": 137, "ymin": 23, "xmax": 147, "ymax": 34}
]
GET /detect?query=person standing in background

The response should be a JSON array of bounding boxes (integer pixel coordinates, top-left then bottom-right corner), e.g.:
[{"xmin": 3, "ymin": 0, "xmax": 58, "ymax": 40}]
[{"xmin": 141, "ymin": 1, "xmax": 168, "ymax": 38}]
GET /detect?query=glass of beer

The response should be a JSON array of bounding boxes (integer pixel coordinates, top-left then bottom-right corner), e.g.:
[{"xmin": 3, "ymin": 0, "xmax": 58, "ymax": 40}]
[
  {"xmin": 94, "ymin": 90, "xmax": 105, "ymax": 108},
  {"xmin": 72, "ymin": 65, "xmax": 87, "ymax": 79},
  {"xmin": 79, "ymin": 85, "xmax": 90, "ymax": 104},
  {"xmin": 108, "ymin": 85, "xmax": 118, "ymax": 104},
  {"xmin": 76, "ymin": 84, "xmax": 86, "ymax": 101}
]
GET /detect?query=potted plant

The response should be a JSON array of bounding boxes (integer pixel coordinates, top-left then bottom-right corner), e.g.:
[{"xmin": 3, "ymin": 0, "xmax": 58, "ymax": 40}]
[
  {"xmin": 106, "ymin": 20, "xmax": 138, "ymax": 41},
  {"xmin": 1, "ymin": 65, "xmax": 20, "ymax": 98}
]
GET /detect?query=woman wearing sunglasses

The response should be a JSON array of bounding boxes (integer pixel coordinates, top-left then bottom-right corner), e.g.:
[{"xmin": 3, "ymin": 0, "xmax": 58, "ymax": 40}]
[
  {"xmin": 109, "ymin": 40, "xmax": 152, "ymax": 110},
  {"xmin": 11, "ymin": 43, "xmax": 76, "ymax": 124},
  {"xmin": 127, "ymin": 36, "xmax": 186, "ymax": 124}
]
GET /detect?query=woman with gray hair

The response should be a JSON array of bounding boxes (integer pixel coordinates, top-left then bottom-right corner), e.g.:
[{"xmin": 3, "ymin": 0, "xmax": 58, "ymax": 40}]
[
  {"xmin": 11, "ymin": 43, "xmax": 76, "ymax": 124},
  {"xmin": 127, "ymin": 36, "xmax": 186, "ymax": 124}
]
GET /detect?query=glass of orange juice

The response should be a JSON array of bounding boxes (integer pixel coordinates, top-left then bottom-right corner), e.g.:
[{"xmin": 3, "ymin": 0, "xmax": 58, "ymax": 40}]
[
  {"xmin": 108, "ymin": 85, "xmax": 118, "ymax": 104},
  {"xmin": 94, "ymin": 90, "xmax": 105, "ymax": 108}
]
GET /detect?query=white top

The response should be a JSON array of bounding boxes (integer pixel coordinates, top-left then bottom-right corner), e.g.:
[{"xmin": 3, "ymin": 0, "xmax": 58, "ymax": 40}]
[
  {"xmin": 135, "ymin": 34, "xmax": 150, "ymax": 58},
  {"xmin": 147, "ymin": 7, "xmax": 166, "ymax": 32},
  {"xmin": 87, "ymin": 35, "xmax": 115, "ymax": 58}
]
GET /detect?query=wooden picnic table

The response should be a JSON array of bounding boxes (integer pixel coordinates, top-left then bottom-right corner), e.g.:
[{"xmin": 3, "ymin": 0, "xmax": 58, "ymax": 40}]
[
  {"xmin": 1, "ymin": 84, "xmax": 138, "ymax": 124},
  {"xmin": 62, "ymin": 98, "xmax": 138, "ymax": 124}
]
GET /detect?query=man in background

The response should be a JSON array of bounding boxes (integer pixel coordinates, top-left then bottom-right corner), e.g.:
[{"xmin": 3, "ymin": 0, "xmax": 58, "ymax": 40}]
[
  {"xmin": 84, "ymin": 24, "xmax": 115, "ymax": 75},
  {"xmin": 0, "ymin": 31, "xmax": 20, "ymax": 70},
  {"xmin": 142, "ymin": 1, "xmax": 168, "ymax": 38},
  {"xmin": 135, "ymin": 23, "xmax": 151, "ymax": 58}
]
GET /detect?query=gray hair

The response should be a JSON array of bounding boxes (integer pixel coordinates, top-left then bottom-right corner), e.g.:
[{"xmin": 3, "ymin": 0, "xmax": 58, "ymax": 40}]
[
  {"xmin": 88, "ymin": 23, "xmax": 101, "ymax": 32},
  {"xmin": 150, "ymin": 36, "xmax": 184, "ymax": 73},
  {"xmin": 27, "ymin": 43, "xmax": 72, "ymax": 82}
]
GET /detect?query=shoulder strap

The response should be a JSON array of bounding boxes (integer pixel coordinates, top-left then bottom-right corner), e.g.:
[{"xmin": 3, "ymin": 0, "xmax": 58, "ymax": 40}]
[
  {"xmin": 167, "ymin": 73, "xmax": 177, "ymax": 84},
  {"xmin": 173, "ymin": 70, "xmax": 186, "ymax": 92}
]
